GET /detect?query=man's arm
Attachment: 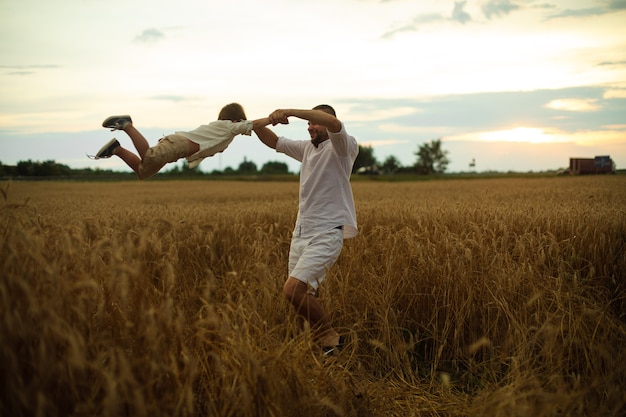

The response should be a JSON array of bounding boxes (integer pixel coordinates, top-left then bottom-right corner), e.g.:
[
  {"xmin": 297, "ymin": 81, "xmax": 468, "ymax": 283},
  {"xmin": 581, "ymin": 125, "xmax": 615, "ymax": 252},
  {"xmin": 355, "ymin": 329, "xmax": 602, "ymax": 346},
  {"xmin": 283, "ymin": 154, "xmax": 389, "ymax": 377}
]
[
  {"xmin": 252, "ymin": 117, "xmax": 279, "ymax": 149},
  {"xmin": 269, "ymin": 109, "xmax": 342, "ymax": 133}
]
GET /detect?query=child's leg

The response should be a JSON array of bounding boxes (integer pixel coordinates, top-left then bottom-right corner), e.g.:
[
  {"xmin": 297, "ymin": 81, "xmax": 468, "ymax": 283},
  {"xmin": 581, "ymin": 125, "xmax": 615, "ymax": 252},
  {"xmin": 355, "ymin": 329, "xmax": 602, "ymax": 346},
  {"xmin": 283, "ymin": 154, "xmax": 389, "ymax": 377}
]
[
  {"xmin": 112, "ymin": 146, "xmax": 142, "ymax": 175},
  {"xmin": 123, "ymin": 124, "xmax": 151, "ymax": 159}
]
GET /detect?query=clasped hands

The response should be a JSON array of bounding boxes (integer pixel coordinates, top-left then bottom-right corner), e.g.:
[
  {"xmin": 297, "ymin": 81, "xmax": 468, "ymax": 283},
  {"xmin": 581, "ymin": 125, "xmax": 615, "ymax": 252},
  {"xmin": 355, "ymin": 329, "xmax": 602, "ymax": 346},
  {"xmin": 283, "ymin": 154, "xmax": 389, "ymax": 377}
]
[{"xmin": 269, "ymin": 110, "xmax": 290, "ymax": 126}]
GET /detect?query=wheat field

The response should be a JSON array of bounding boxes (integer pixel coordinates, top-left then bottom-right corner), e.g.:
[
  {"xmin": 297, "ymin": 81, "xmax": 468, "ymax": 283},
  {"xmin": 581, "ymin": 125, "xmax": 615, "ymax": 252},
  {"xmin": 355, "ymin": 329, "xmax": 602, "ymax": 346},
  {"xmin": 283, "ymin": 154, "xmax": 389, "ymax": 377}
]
[{"xmin": 1, "ymin": 176, "xmax": 625, "ymax": 417}]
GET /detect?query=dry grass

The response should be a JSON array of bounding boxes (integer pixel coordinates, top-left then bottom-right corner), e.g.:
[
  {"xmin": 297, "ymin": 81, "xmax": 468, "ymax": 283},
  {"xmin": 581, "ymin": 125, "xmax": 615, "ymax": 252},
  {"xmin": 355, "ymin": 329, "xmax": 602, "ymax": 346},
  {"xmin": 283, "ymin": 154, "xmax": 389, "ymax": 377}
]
[{"xmin": 1, "ymin": 177, "xmax": 625, "ymax": 417}]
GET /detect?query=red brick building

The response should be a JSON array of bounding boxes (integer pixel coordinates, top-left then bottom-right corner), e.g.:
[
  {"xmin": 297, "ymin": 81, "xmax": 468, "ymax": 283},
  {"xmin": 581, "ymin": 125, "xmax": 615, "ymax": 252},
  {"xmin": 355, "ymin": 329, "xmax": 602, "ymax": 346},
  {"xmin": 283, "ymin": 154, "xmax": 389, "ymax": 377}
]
[{"xmin": 569, "ymin": 156, "xmax": 615, "ymax": 175}]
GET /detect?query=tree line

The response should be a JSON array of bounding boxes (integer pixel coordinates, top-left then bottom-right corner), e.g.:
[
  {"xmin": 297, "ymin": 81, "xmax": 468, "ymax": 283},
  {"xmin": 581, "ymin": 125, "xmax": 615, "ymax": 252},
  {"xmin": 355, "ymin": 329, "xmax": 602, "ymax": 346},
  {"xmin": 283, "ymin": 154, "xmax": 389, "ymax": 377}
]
[
  {"xmin": 0, "ymin": 158, "xmax": 294, "ymax": 179},
  {"xmin": 1, "ymin": 139, "xmax": 450, "ymax": 178},
  {"xmin": 356, "ymin": 138, "xmax": 449, "ymax": 175}
]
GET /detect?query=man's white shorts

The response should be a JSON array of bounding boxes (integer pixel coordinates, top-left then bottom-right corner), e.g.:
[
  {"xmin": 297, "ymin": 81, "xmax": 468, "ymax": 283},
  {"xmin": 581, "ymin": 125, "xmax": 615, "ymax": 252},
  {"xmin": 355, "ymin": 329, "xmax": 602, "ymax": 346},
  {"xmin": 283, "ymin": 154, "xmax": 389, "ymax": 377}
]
[{"xmin": 288, "ymin": 227, "xmax": 344, "ymax": 292}]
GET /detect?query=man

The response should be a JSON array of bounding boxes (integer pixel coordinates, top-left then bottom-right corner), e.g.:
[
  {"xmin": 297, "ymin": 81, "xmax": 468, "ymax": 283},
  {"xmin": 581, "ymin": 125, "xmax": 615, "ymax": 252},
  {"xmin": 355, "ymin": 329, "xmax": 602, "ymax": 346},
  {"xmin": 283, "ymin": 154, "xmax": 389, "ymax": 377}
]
[{"xmin": 254, "ymin": 105, "xmax": 359, "ymax": 355}]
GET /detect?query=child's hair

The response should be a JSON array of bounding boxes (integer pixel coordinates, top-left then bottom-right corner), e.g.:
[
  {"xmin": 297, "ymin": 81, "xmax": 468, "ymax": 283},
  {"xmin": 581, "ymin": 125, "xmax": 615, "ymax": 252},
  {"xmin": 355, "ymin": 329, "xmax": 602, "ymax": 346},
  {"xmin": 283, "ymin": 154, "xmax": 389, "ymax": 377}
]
[{"xmin": 218, "ymin": 103, "xmax": 247, "ymax": 121}]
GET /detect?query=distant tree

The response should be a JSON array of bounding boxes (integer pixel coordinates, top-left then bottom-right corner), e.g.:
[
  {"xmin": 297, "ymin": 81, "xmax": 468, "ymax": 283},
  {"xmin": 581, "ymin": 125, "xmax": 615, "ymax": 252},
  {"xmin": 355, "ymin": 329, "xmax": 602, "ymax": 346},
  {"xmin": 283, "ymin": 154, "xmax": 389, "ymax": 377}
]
[
  {"xmin": 15, "ymin": 159, "xmax": 71, "ymax": 176},
  {"xmin": 353, "ymin": 145, "xmax": 377, "ymax": 173},
  {"xmin": 162, "ymin": 164, "xmax": 181, "ymax": 175},
  {"xmin": 381, "ymin": 155, "xmax": 401, "ymax": 174},
  {"xmin": 162, "ymin": 162, "xmax": 204, "ymax": 177},
  {"xmin": 16, "ymin": 160, "xmax": 35, "ymax": 176},
  {"xmin": 414, "ymin": 138, "xmax": 450, "ymax": 174},
  {"xmin": 261, "ymin": 161, "xmax": 289, "ymax": 175},
  {"xmin": 181, "ymin": 163, "xmax": 203, "ymax": 176},
  {"xmin": 238, "ymin": 157, "xmax": 257, "ymax": 174}
]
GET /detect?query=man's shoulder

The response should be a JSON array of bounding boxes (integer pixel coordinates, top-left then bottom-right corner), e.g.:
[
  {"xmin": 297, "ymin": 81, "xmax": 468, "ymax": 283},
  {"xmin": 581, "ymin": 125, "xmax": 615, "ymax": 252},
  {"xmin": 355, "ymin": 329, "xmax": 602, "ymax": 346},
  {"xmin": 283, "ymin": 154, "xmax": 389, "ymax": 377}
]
[
  {"xmin": 276, "ymin": 136, "xmax": 309, "ymax": 155},
  {"xmin": 329, "ymin": 124, "xmax": 357, "ymax": 145},
  {"xmin": 277, "ymin": 136, "xmax": 308, "ymax": 146},
  {"xmin": 329, "ymin": 123, "xmax": 355, "ymax": 140}
]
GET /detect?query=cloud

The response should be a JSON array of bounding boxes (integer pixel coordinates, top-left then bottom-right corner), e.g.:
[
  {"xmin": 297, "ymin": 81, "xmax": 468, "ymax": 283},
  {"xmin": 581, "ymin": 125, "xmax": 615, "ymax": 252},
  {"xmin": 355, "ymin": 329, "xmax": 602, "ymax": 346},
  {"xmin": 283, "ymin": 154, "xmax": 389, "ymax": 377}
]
[
  {"xmin": 482, "ymin": 0, "xmax": 520, "ymax": 19},
  {"xmin": 6, "ymin": 71, "xmax": 35, "ymax": 76},
  {"xmin": 134, "ymin": 28, "xmax": 165, "ymax": 43},
  {"xmin": 452, "ymin": 1, "xmax": 472, "ymax": 23},
  {"xmin": 604, "ymin": 88, "xmax": 626, "ymax": 99},
  {"xmin": 377, "ymin": 123, "xmax": 450, "ymax": 135},
  {"xmin": 546, "ymin": 1, "xmax": 626, "ymax": 19},
  {"xmin": 340, "ymin": 86, "xmax": 624, "ymax": 136},
  {"xmin": 345, "ymin": 105, "xmax": 420, "ymax": 122},
  {"xmin": 0, "ymin": 65, "xmax": 60, "ymax": 76},
  {"xmin": 412, "ymin": 12, "xmax": 446, "ymax": 24},
  {"xmin": 545, "ymin": 98, "xmax": 600, "ymax": 112},
  {"xmin": 380, "ymin": 25, "xmax": 418, "ymax": 39},
  {"xmin": 380, "ymin": 2, "xmax": 471, "ymax": 38},
  {"xmin": 0, "ymin": 65, "xmax": 59, "ymax": 69},
  {"xmin": 149, "ymin": 95, "xmax": 196, "ymax": 102},
  {"xmin": 548, "ymin": 7, "xmax": 605, "ymax": 18},
  {"xmin": 381, "ymin": 13, "xmax": 444, "ymax": 39},
  {"xmin": 382, "ymin": 0, "xmax": 525, "ymax": 34},
  {"xmin": 609, "ymin": 0, "xmax": 626, "ymax": 10},
  {"xmin": 597, "ymin": 60, "xmax": 626, "ymax": 68}
]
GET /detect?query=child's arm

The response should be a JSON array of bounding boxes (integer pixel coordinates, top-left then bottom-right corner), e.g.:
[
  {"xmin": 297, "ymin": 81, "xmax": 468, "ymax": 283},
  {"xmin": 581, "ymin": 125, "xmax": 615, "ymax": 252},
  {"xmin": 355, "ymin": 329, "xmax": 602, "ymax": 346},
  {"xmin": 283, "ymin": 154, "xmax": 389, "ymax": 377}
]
[{"xmin": 252, "ymin": 117, "xmax": 279, "ymax": 149}]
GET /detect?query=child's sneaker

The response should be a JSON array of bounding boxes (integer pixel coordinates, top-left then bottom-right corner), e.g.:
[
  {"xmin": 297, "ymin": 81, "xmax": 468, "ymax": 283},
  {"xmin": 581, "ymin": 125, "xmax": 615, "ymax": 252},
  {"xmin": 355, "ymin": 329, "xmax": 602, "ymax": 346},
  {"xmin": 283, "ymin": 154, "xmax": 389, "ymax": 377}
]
[
  {"xmin": 102, "ymin": 115, "xmax": 132, "ymax": 131},
  {"xmin": 92, "ymin": 138, "xmax": 120, "ymax": 159}
]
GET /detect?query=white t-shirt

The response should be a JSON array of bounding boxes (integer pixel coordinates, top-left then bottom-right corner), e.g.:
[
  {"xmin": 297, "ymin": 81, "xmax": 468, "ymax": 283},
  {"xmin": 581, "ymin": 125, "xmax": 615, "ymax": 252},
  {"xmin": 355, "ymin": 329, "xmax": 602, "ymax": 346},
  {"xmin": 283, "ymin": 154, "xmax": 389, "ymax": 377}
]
[
  {"xmin": 177, "ymin": 120, "xmax": 253, "ymax": 169},
  {"xmin": 276, "ymin": 122, "xmax": 359, "ymax": 239}
]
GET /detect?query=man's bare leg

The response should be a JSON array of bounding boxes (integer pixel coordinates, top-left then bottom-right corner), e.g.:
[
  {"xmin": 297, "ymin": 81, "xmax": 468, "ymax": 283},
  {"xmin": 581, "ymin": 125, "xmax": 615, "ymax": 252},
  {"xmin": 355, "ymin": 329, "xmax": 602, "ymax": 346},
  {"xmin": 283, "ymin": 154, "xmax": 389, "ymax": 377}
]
[{"xmin": 283, "ymin": 277, "xmax": 340, "ymax": 347}]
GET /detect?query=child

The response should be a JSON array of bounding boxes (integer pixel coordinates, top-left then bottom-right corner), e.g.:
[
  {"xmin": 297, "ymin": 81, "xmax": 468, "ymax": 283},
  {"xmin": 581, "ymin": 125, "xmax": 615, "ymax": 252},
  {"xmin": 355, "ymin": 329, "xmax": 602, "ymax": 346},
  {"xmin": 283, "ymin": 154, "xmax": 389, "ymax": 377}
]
[{"xmin": 91, "ymin": 103, "xmax": 256, "ymax": 179}]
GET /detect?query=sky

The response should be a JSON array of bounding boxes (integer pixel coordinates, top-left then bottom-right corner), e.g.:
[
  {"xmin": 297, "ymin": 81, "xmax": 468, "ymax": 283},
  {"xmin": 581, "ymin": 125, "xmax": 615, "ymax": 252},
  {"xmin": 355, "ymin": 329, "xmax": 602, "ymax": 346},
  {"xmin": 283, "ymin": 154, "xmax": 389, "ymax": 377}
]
[{"xmin": 1, "ymin": 0, "xmax": 625, "ymax": 174}]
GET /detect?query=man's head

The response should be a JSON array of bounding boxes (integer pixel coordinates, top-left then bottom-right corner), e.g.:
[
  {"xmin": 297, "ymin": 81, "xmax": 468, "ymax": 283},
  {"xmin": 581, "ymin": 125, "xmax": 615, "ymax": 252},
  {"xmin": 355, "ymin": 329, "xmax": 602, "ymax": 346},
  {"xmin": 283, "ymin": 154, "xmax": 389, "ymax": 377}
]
[
  {"xmin": 313, "ymin": 104, "xmax": 336, "ymax": 116},
  {"xmin": 218, "ymin": 103, "xmax": 247, "ymax": 121},
  {"xmin": 308, "ymin": 104, "xmax": 336, "ymax": 146}
]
